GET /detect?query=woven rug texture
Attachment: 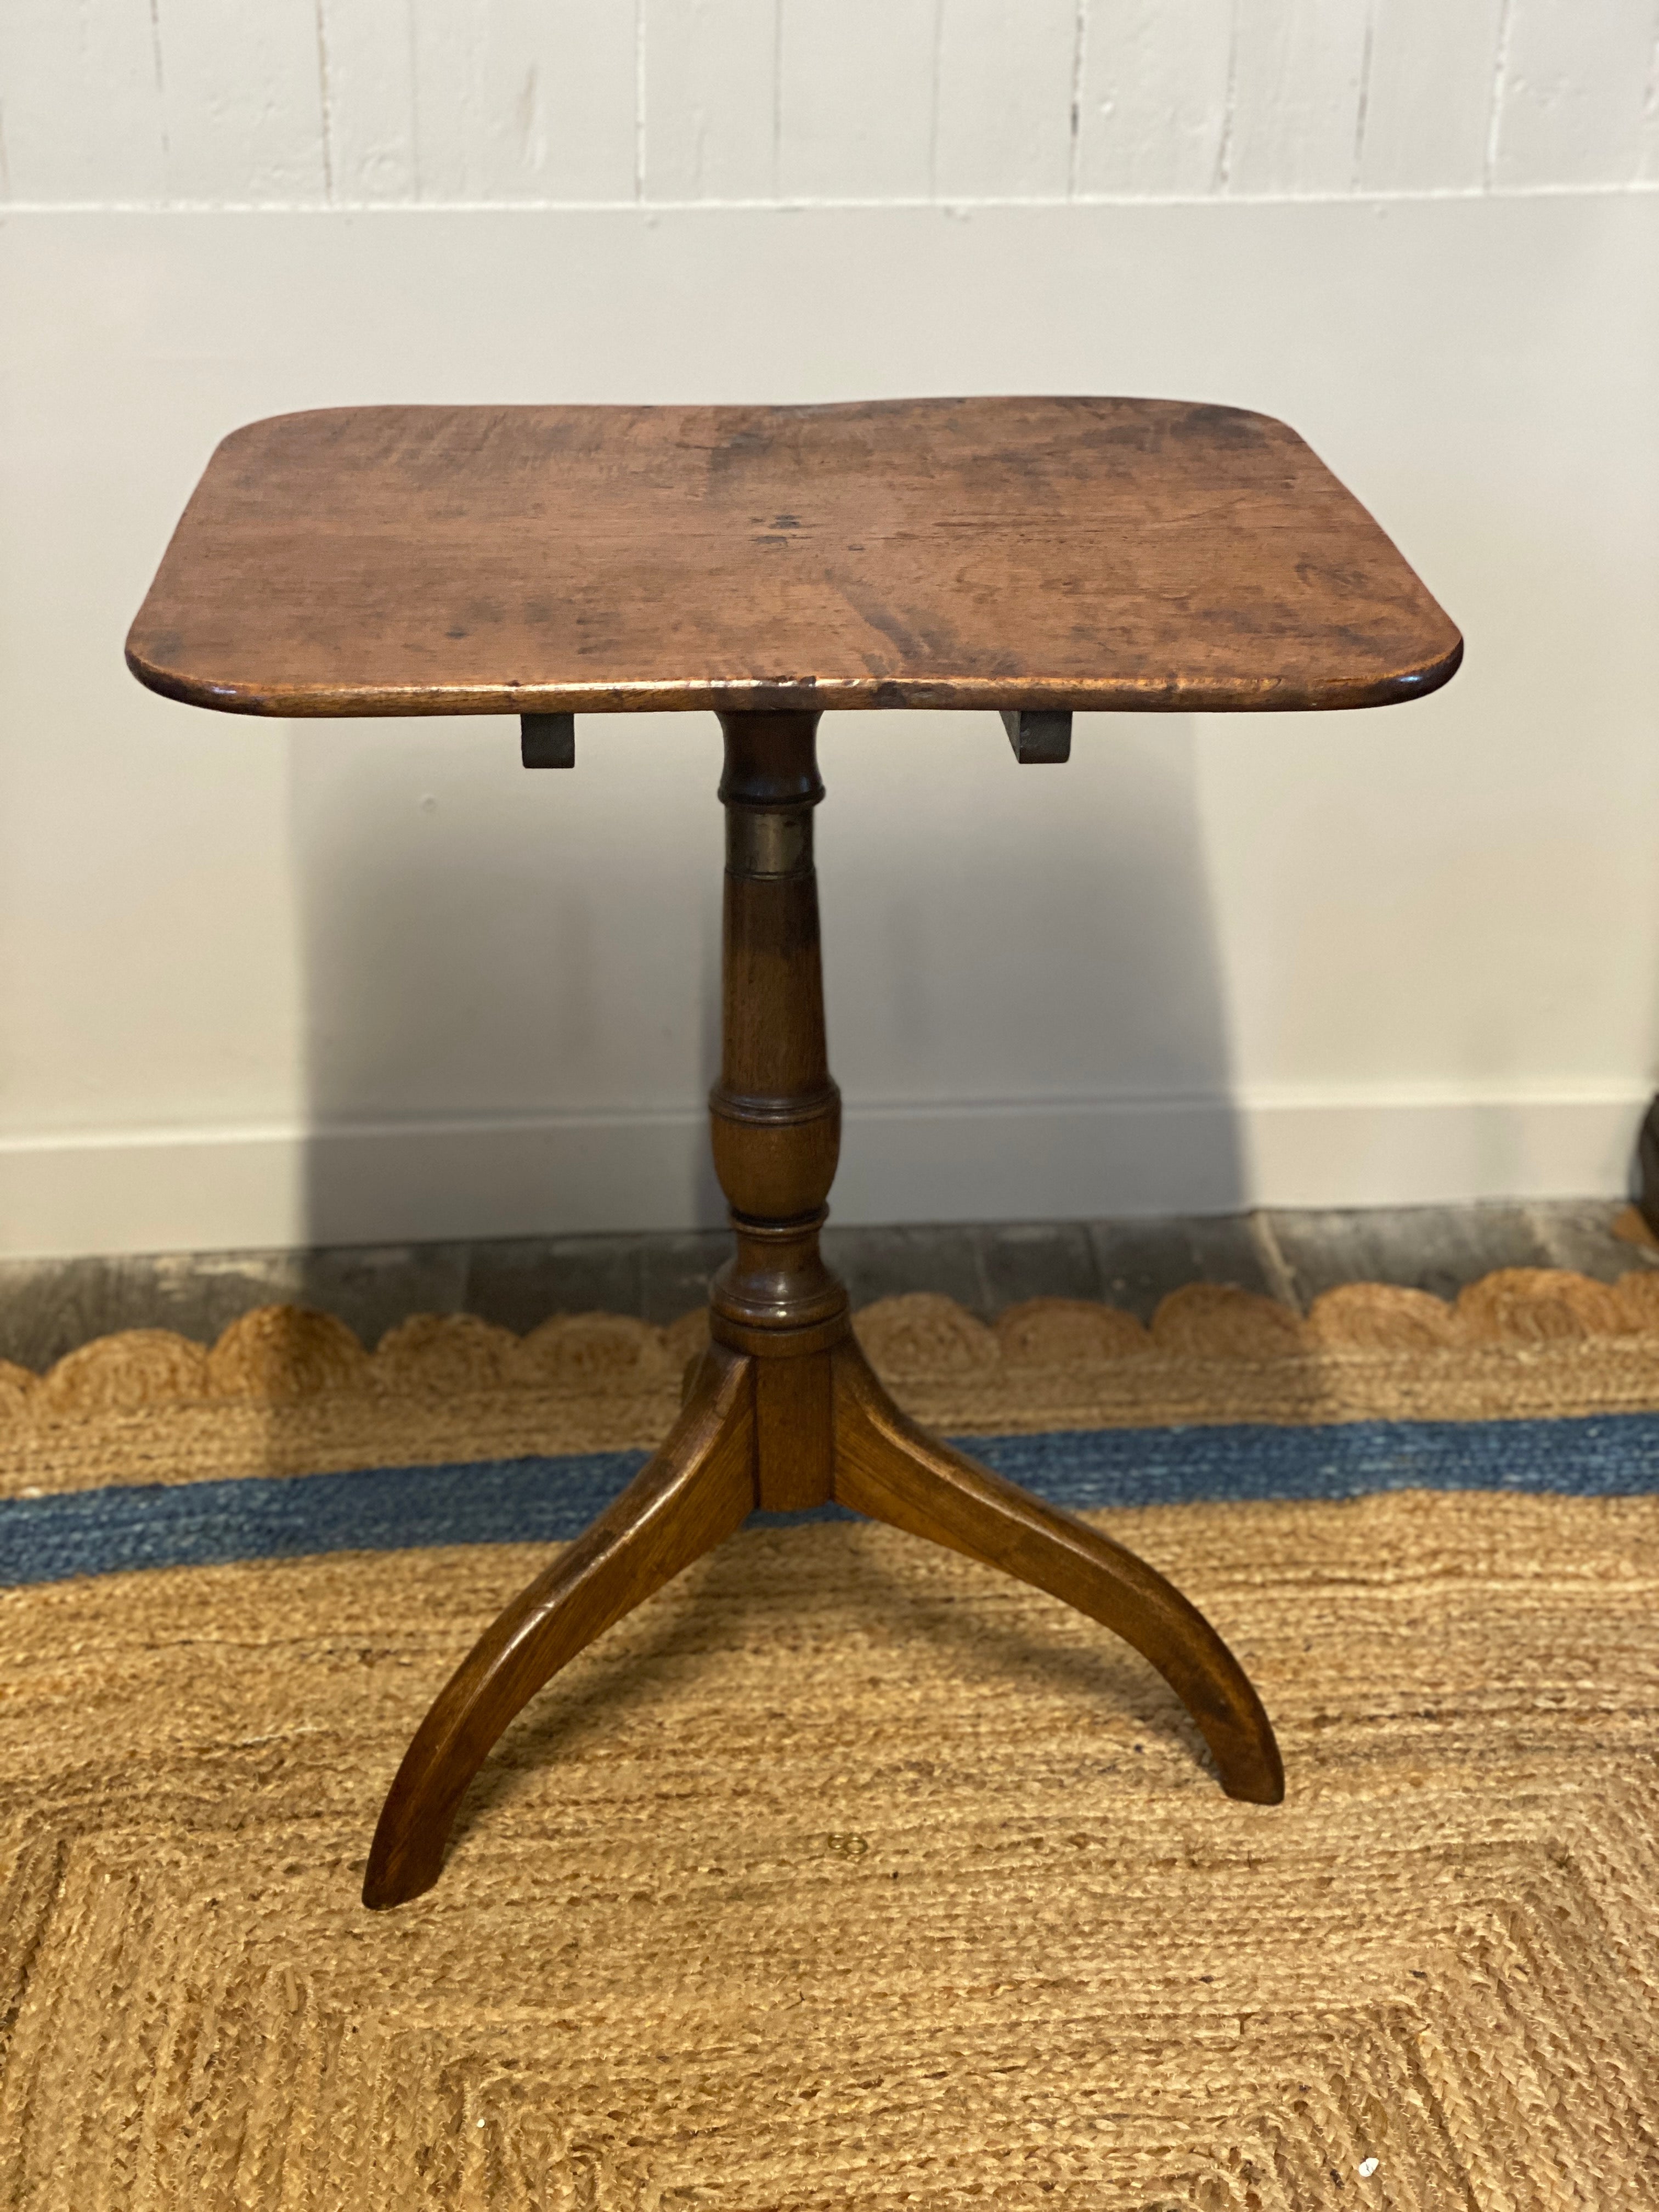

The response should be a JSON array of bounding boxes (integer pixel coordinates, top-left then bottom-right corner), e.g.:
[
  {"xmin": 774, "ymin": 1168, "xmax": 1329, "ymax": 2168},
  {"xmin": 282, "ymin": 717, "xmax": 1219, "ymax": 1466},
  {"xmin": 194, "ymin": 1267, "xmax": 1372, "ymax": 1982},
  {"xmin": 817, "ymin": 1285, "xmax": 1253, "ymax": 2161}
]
[{"xmin": 3, "ymin": 1267, "xmax": 1658, "ymax": 2208}]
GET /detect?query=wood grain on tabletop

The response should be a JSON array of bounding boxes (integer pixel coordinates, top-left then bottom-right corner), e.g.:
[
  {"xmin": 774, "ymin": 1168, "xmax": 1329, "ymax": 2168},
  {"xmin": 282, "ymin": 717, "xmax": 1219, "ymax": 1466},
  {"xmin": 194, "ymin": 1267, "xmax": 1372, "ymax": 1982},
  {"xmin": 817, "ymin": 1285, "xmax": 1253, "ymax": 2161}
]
[{"xmin": 126, "ymin": 396, "xmax": 1462, "ymax": 720}]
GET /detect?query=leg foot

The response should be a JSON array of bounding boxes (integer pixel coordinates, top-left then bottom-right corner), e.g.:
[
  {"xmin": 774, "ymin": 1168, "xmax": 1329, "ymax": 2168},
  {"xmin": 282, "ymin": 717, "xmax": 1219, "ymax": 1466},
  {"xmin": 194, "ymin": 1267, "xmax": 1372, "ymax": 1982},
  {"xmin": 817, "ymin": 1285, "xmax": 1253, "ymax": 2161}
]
[
  {"xmin": 363, "ymin": 1345, "xmax": 757, "ymax": 1908},
  {"xmin": 831, "ymin": 1341, "xmax": 1284, "ymax": 1804}
]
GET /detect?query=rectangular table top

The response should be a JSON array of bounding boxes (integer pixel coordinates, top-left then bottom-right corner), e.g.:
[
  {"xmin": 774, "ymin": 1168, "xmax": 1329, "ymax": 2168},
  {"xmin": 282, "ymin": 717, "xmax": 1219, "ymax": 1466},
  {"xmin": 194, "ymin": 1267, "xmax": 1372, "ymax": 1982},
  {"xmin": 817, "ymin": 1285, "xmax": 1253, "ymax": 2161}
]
[{"xmin": 127, "ymin": 396, "xmax": 1460, "ymax": 719}]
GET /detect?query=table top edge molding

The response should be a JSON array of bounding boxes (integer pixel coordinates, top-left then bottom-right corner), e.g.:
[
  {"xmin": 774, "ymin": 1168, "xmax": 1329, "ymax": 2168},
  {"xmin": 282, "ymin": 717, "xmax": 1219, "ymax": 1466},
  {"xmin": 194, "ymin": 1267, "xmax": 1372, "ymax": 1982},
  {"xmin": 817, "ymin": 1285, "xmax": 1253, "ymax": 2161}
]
[{"xmin": 122, "ymin": 645, "xmax": 1465, "ymax": 721}]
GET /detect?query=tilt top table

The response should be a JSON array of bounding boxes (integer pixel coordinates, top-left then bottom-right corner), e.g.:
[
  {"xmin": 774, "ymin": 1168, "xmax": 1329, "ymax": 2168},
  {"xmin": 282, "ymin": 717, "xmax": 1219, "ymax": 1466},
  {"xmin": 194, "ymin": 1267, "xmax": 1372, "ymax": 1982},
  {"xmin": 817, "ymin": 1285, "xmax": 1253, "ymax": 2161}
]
[{"xmin": 128, "ymin": 397, "xmax": 1462, "ymax": 1910}]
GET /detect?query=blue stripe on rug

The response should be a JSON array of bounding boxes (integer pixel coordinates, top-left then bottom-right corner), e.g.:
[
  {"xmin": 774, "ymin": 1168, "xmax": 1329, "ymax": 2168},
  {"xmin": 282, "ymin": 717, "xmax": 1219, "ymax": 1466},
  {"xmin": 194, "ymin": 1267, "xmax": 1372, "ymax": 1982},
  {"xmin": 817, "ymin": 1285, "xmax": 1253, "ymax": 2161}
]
[{"xmin": 4, "ymin": 1412, "xmax": 1659, "ymax": 1588}]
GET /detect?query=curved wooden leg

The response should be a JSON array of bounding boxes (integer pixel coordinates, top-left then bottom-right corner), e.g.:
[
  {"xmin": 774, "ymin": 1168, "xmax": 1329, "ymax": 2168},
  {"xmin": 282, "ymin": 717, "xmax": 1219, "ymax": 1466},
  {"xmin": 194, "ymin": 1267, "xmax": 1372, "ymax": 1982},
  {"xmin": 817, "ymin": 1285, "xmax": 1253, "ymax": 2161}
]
[
  {"xmin": 830, "ymin": 1341, "xmax": 1284, "ymax": 1805},
  {"xmin": 363, "ymin": 1344, "xmax": 757, "ymax": 1909}
]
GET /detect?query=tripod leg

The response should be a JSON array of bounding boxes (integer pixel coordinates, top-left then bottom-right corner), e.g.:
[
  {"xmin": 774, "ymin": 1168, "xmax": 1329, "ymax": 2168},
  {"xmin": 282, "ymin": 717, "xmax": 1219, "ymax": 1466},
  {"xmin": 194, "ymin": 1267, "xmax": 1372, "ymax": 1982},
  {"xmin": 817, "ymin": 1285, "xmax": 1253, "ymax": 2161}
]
[
  {"xmin": 831, "ymin": 1342, "xmax": 1283, "ymax": 1804},
  {"xmin": 363, "ymin": 1344, "xmax": 757, "ymax": 1908}
]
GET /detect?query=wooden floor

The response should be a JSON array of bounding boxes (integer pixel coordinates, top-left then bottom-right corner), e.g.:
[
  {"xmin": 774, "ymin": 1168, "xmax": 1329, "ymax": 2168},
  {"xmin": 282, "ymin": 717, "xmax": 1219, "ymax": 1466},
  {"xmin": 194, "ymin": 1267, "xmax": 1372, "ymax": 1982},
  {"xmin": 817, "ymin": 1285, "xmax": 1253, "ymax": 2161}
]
[{"xmin": 1, "ymin": 1201, "xmax": 1652, "ymax": 1372}]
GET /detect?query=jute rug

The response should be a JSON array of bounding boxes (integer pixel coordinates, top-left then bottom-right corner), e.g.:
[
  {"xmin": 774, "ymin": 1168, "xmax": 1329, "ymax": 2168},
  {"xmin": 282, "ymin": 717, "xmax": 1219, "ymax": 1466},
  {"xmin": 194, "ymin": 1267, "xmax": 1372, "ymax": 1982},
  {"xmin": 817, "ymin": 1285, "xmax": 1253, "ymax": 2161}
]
[{"xmin": 3, "ymin": 1267, "xmax": 1658, "ymax": 2208}]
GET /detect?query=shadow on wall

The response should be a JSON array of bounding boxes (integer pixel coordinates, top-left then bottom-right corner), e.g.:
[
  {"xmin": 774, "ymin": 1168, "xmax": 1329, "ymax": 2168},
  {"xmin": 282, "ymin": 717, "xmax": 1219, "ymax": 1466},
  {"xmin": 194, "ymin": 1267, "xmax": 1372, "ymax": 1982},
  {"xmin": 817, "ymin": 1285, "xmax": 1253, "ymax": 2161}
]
[
  {"xmin": 290, "ymin": 711, "xmax": 727, "ymax": 1252},
  {"xmin": 815, "ymin": 710, "xmax": 1246, "ymax": 1224},
  {"xmin": 290, "ymin": 707, "xmax": 1243, "ymax": 1250}
]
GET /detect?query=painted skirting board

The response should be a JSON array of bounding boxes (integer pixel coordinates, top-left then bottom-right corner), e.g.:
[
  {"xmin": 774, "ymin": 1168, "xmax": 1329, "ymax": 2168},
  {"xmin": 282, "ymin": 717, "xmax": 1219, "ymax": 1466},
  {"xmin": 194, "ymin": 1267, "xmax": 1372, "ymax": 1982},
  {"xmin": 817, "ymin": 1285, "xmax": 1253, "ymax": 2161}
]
[{"xmin": 0, "ymin": 1091, "xmax": 1644, "ymax": 1260}]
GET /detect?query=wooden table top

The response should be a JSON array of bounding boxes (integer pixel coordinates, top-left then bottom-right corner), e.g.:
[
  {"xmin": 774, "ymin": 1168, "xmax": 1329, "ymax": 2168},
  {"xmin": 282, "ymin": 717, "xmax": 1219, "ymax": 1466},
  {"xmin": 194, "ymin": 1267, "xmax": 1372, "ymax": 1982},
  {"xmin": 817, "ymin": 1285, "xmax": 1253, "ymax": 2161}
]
[{"xmin": 127, "ymin": 397, "xmax": 1460, "ymax": 719}]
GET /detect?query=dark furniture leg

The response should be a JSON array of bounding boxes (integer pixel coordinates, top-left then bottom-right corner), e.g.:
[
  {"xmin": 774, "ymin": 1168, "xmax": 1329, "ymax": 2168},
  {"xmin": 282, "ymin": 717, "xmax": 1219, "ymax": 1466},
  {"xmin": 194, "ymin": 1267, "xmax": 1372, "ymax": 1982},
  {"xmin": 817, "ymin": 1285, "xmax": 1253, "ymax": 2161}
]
[
  {"xmin": 363, "ymin": 710, "xmax": 1283, "ymax": 1908},
  {"xmin": 363, "ymin": 1344, "xmax": 755, "ymax": 1908},
  {"xmin": 831, "ymin": 1336, "xmax": 1283, "ymax": 1802},
  {"xmin": 1638, "ymin": 1096, "xmax": 1659, "ymax": 1238}
]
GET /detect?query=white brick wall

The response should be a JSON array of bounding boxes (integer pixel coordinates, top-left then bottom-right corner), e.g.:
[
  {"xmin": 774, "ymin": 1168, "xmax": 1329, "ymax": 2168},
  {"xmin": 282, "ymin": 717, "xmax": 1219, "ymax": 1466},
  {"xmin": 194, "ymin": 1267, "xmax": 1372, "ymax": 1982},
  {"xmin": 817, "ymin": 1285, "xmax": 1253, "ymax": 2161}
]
[{"xmin": 4, "ymin": 0, "xmax": 1657, "ymax": 208}]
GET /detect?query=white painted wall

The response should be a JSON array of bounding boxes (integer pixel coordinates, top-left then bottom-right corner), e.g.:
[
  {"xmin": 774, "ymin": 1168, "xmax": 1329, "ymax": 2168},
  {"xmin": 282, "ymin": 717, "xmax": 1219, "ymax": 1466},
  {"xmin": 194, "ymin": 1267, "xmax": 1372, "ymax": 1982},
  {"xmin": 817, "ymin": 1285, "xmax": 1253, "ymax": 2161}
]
[{"xmin": 1, "ymin": 4, "xmax": 1657, "ymax": 1256}]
